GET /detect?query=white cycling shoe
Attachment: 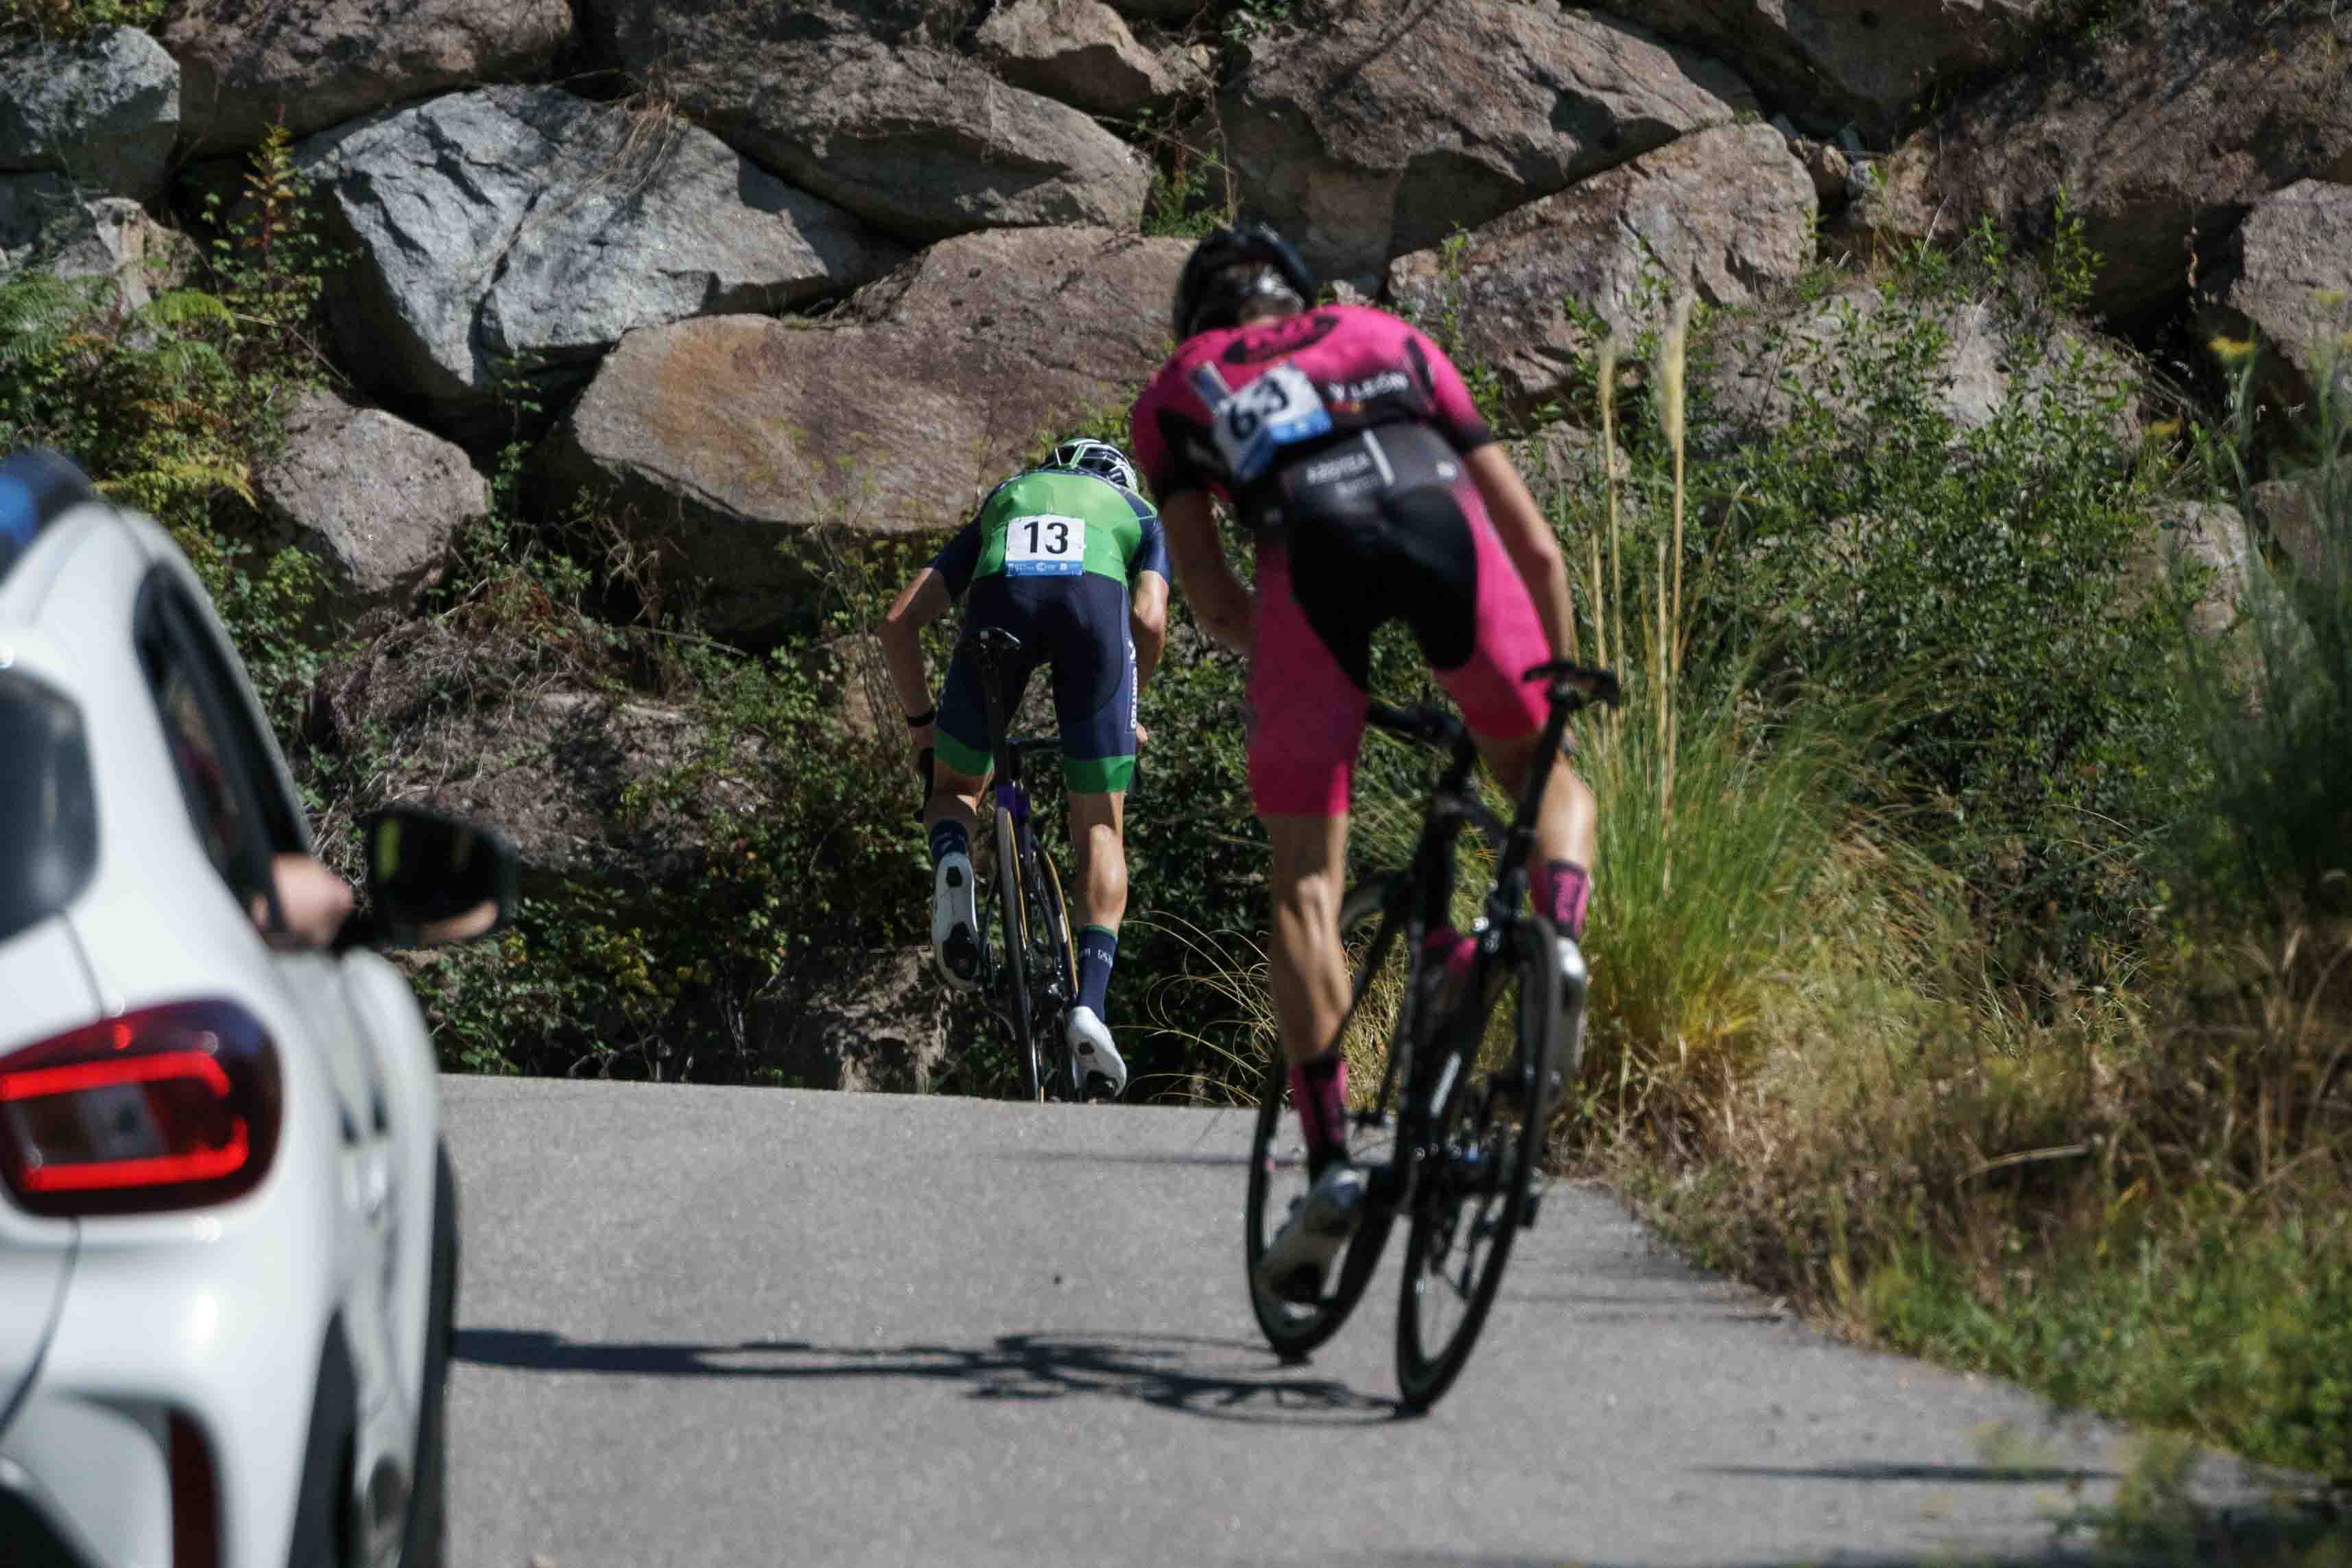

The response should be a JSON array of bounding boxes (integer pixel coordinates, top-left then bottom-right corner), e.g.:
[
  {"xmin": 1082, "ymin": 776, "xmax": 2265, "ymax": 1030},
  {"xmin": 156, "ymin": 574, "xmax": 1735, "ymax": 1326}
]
[
  {"xmin": 931, "ymin": 851, "xmax": 979, "ymax": 991},
  {"xmin": 1065, "ymin": 1006, "xmax": 1127, "ymax": 1097},
  {"xmin": 1254, "ymin": 1163, "xmax": 1369, "ymax": 1305}
]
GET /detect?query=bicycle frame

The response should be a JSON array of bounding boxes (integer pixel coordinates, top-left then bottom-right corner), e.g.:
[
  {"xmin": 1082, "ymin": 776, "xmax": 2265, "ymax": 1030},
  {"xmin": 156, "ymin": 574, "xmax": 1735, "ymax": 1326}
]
[
  {"xmin": 1357, "ymin": 667, "xmax": 1603, "ymax": 1200},
  {"xmin": 969, "ymin": 628, "xmax": 1080, "ymax": 1096}
]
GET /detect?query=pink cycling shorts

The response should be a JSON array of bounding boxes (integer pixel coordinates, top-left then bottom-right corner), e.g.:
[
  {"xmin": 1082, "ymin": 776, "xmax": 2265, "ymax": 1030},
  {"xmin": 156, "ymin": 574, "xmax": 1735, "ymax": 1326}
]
[{"xmin": 1246, "ymin": 506, "xmax": 1552, "ymax": 818}]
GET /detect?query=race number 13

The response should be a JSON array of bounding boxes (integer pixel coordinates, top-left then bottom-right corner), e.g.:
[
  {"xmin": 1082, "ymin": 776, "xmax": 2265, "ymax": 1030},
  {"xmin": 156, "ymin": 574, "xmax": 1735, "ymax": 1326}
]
[{"xmin": 1006, "ymin": 514, "xmax": 1086, "ymax": 576}]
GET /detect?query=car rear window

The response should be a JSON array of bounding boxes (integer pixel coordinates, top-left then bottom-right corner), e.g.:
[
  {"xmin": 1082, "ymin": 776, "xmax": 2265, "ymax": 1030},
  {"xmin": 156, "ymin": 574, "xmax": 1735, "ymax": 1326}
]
[{"xmin": 0, "ymin": 667, "xmax": 97, "ymax": 943}]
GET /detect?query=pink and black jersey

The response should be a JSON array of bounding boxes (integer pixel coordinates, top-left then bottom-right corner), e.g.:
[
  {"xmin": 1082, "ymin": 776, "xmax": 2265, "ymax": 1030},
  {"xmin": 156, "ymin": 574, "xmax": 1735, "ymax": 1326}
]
[{"xmin": 1128, "ymin": 304, "xmax": 1493, "ymax": 524}]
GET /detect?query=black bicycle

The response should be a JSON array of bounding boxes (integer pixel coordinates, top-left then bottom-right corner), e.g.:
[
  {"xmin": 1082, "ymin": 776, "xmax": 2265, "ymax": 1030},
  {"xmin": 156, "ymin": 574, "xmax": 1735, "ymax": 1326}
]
[
  {"xmin": 962, "ymin": 627, "xmax": 1094, "ymax": 1103},
  {"xmin": 1244, "ymin": 658, "xmax": 1622, "ymax": 1411}
]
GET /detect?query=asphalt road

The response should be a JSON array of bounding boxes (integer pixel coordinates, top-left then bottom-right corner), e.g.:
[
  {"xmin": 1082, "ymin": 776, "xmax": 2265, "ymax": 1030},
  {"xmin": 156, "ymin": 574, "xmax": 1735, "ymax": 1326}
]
[{"xmin": 440, "ymin": 1076, "xmax": 2267, "ymax": 1568}]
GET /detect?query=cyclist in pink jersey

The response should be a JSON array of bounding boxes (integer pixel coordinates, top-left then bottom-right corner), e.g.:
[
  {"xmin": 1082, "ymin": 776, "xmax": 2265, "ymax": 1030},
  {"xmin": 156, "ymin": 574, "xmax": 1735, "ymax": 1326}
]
[{"xmin": 1129, "ymin": 224, "xmax": 1600, "ymax": 1302}]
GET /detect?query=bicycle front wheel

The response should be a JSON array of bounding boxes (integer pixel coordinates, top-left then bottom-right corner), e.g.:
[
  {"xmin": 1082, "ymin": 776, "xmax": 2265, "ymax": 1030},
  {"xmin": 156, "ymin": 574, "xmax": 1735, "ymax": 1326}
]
[
  {"xmin": 1246, "ymin": 877, "xmax": 1407, "ymax": 1359},
  {"xmin": 1394, "ymin": 914, "xmax": 1560, "ymax": 1411},
  {"xmin": 993, "ymin": 808, "xmax": 1041, "ymax": 1102}
]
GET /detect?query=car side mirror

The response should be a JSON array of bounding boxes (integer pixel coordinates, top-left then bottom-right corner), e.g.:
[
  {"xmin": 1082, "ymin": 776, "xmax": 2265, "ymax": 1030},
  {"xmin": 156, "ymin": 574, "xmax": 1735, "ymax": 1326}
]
[{"xmin": 355, "ymin": 806, "xmax": 517, "ymax": 949}]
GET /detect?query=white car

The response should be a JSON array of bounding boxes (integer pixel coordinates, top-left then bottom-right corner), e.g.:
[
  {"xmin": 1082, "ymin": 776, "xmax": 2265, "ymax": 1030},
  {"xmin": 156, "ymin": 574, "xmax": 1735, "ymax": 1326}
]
[{"xmin": 0, "ymin": 449, "xmax": 514, "ymax": 1568}]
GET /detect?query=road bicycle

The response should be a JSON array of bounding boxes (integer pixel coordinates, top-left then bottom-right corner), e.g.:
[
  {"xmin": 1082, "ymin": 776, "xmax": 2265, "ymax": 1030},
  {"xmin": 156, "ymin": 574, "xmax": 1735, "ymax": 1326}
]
[
  {"xmin": 963, "ymin": 626, "xmax": 1097, "ymax": 1103},
  {"xmin": 1244, "ymin": 658, "xmax": 1622, "ymax": 1411}
]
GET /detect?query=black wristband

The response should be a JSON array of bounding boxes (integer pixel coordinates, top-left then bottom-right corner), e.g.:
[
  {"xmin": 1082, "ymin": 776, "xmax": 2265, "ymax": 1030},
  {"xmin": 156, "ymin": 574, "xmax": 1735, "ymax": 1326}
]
[{"xmin": 904, "ymin": 706, "xmax": 937, "ymax": 728}]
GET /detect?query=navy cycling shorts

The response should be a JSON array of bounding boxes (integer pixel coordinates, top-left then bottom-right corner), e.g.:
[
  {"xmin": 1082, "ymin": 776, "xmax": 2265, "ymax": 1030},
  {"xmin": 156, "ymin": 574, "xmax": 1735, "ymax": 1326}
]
[{"xmin": 933, "ymin": 574, "xmax": 1137, "ymax": 794}]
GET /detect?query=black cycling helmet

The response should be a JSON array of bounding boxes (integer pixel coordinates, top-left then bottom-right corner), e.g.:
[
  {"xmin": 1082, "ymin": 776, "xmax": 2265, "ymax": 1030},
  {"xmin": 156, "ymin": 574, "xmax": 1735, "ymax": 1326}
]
[
  {"xmin": 1046, "ymin": 437, "xmax": 1140, "ymax": 493},
  {"xmin": 1170, "ymin": 223, "xmax": 1318, "ymax": 343}
]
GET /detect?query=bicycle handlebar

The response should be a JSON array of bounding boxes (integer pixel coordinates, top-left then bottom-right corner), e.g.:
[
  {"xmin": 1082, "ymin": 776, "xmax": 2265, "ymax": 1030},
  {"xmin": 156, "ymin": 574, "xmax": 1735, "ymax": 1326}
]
[
  {"xmin": 1367, "ymin": 661, "xmax": 1623, "ymax": 755},
  {"xmin": 1521, "ymin": 659, "xmax": 1624, "ymax": 708}
]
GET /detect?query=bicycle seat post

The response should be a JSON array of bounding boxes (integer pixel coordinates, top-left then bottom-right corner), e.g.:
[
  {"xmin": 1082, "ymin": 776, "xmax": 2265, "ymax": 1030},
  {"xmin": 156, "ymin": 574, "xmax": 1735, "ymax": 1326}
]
[{"xmin": 972, "ymin": 628, "xmax": 1025, "ymax": 800}]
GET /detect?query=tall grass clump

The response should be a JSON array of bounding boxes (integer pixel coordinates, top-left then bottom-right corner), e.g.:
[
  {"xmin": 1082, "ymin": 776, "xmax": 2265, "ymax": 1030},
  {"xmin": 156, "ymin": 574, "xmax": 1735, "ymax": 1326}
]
[
  {"xmin": 1546, "ymin": 298, "xmax": 1977, "ymax": 1146},
  {"xmin": 2180, "ymin": 323, "xmax": 2352, "ymax": 917}
]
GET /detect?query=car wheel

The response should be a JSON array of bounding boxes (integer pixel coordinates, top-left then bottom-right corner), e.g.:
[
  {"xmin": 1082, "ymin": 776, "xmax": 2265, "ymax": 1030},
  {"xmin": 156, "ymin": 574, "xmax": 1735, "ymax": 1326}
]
[{"xmin": 398, "ymin": 1140, "xmax": 456, "ymax": 1568}]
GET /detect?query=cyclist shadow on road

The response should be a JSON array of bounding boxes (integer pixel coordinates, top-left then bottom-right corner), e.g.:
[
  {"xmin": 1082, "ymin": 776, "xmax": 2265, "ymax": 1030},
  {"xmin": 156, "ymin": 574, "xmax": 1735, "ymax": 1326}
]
[{"xmin": 456, "ymin": 1327, "xmax": 1400, "ymax": 1427}]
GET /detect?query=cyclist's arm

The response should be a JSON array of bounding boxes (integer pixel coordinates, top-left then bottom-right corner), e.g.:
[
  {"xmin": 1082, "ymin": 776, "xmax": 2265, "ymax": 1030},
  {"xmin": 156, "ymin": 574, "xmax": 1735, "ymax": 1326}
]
[
  {"xmin": 1464, "ymin": 444, "xmax": 1573, "ymax": 658},
  {"xmin": 878, "ymin": 567, "xmax": 952, "ymax": 736},
  {"xmin": 1159, "ymin": 490, "xmax": 1250, "ymax": 654},
  {"xmin": 1130, "ymin": 571, "xmax": 1168, "ymax": 691},
  {"xmin": 1407, "ymin": 322, "xmax": 1576, "ymax": 658}
]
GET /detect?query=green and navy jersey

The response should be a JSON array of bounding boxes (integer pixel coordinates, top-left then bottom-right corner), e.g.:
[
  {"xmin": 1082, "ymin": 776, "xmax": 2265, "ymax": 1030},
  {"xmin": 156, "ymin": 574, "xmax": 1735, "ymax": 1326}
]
[{"xmin": 928, "ymin": 470, "xmax": 1169, "ymax": 598}]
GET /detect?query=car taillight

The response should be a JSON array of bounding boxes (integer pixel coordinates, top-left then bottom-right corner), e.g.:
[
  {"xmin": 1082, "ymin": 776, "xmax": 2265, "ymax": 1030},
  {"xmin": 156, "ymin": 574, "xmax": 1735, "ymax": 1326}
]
[{"xmin": 0, "ymin": 1000, "xmax": 281, "ymax": 1217}]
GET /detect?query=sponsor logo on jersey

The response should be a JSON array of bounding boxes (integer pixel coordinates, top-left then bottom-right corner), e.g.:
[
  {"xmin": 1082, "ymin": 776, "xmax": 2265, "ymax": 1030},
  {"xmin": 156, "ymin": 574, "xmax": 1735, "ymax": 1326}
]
[
  {"xmin": 1330, "ymin": 369, "xmax": 1412, "ymax": 404},
  {"xmin": 1300, "ymin": 448, "xmax": 1376, "ymax": 487}
]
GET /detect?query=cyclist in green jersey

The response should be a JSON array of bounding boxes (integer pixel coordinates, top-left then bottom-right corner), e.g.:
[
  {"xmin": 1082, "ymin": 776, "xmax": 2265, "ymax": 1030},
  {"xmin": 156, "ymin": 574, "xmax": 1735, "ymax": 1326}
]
[{"xmin": 878, "ymin": 439, "xmax": 1171, "ymax": 1095}]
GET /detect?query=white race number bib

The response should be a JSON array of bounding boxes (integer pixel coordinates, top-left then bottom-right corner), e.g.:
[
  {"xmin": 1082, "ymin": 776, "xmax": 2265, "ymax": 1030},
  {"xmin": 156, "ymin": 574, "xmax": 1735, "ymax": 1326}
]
[
  {"xmin": 1213, "ymin": 363, "xmax": 1334, "ymax": 483},
  {"xmin": 1004, "ymin": 512, "xmax": 1086, "ymax": 576}
]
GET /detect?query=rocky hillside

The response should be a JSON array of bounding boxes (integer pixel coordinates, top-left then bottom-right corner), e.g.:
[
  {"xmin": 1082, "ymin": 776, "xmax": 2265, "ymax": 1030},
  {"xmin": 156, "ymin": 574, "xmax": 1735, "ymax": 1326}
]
[{"xmin": 3, "ymin": 0, "xmax": 2347, "ymax": 1086}]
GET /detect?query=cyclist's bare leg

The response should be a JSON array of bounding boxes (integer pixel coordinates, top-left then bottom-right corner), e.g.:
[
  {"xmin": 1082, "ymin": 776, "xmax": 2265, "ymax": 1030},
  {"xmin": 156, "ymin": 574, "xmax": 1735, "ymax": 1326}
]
[
  {"xmin": 925, "ymin": 757, "xmax": 990, "ymax": 986},
  {"xmin": 1475, "ymin": 730, "xmax": 1597, "ymax": 934},
  {"xmin": 1067, "ymin": 789, "xmax": 1128, "ymax": 932},
  {"xmin": 1067, "ymin": 789, "xmax": 1131, "ymax": 1085},
  {"xmin": 1263, "ymin": 813, "xmax": 1353, "ymax": 1067},
  {"xmin": 1262, "ymin": 811, "xmax": 1366, "ymax": 1255},
  {"xmin": 923, "ymin": 759, "xmax": 988, "ymax": 844}
]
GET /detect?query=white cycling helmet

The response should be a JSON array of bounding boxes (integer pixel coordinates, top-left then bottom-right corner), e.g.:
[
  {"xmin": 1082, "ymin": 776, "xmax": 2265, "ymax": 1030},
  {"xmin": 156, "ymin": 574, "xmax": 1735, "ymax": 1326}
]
[{"xmin": 1047, "ymin": 438, "xmax": 1140, "ymax": 494}]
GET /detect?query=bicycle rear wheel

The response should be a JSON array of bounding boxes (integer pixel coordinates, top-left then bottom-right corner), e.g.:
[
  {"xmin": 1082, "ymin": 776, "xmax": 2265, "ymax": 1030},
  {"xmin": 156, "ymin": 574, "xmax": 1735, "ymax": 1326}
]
[
  {"xmin": 1394, "ymin": 914, "xmax": 1560, "ymax": 1411},
  {"xmin": 1032, "ymin": 853, "xmax": 1080, "ymax": 1099},
  {"xmin": 1246, "ymin": 877, "xmax": 1408, "ymax": 1359},
  {"xmin": 993, "ymin": 808, "xmax": 1041, "ymax": 1102}
]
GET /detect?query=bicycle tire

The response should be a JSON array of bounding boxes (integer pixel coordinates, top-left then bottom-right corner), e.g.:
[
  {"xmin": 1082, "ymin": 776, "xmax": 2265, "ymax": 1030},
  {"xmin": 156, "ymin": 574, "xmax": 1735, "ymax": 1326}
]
[
  {"xmin": 1245, "ymin": 877, "xmax": 1409, "ymax": 1359},
  {"xmin": 994, "ymin": 808, "xmax": 1042, "ymax": 1102},
  {"xmin": 1394, "ymin": 913, "xmax": 1560, "ymax": 1412},
  {"xmin": 1032, "ymin": 853, "xmax": 1080, "ymax": 1099}
]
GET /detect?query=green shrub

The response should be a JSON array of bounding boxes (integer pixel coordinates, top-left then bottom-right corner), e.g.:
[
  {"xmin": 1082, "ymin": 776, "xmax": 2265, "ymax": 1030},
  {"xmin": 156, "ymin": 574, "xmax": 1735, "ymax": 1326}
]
[
  {"xmin": 1593, "ymin": 226, "xmax": 2196, "ymax": 987},
  {"xmin": 0, "ymin": 0, "xmax": 170, "ymax": 38}
]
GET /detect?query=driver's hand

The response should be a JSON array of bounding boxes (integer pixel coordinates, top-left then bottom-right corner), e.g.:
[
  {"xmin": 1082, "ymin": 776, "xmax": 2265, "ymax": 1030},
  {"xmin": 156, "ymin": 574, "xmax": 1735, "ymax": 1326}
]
[{"xmin": 254, "ymin": 853, "xmax": 356, "ymax": 951}]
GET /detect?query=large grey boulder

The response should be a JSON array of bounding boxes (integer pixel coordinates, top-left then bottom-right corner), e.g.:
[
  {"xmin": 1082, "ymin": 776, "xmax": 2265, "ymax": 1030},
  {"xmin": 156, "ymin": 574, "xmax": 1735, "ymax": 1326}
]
[
  {"xmin": 298, "ymin": 86, "xmax": 903, "ymax": 422},
  {"xmin": 2137, "ymin": 501, "xmax": 2254, "ymax": 641},
  {"xmin": 581, "ymin": 0, "xmax": 1150, "ymax": 241},
  {"xmin": 0, "ymin": 27, "xmax": 178, "ymax": 199},
  {"xmin": 1387, "ymin": 124, "xmax": 1814, "ymax": 414},
  {"xmin": 0, "ymin": 176, "xmax": 193, "ymax": 307},
  {"xmin": 1220, "ymin": 0, "xmax": 1754, "ymax": 287},
  {"xmin": 2253, "ymin": 478, "xmax": 2338, "ymax": 585},
  {"xmin": 752, "ymin": 948, "xmax": 950, "ymax": 1093},
  {"xmin": 1590, "ymin": 0, "xmax": 2050, "ymax": 141},
  {"xmin": 1698, "ymin": 283, "xmax": 2139, "ymax": 452},
  {"xmin": 1864, "ymin": 1, "xmax": 2352, "ymax": 321},
  {"xmin": 318, "ymin": 620, "xmax": 725, "ymax": 884},
  {"xmin": 164, "ymin": 0, "xmax": 571, "ymax": 153},
  {"xmin": 543, "ymin": 227, "xmax": 1187, "ymax": 634},
  {"xmin": 257, "ymin": 388, "xmax": 488, "ymax": 614},
  {"xmin": 2201, "ymin": 180, "xmax": 2352, "ymax": 407},
  {"xmin": 975, "ymin": 0, "xmax": 1202, "ymax": 118},
  {"xmin": 841, "ymin": 224, "xmax": 1191, "ymax": 375}
]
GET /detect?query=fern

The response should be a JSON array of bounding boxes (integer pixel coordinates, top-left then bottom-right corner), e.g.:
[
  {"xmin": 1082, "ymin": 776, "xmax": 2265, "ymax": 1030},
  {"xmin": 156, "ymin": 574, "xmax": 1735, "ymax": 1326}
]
[
  {"xmin": 143, "ymin": 288, "xmax": 236, "ymax": 333},
  {"xmin": 141, "ymin": 338, "xmax": 232, "ymax": 385},
  {"xmin": 0, "ymin": 273, "xmax": 99, "ymax": 366}
]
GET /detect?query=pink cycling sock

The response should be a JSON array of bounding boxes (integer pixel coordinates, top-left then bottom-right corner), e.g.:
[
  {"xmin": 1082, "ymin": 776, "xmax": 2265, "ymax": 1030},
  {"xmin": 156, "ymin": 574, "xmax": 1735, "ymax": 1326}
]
[
  {"xmin": 1530, "ymin": 859, "xmax": 1591, "ymax": 939},
  {"xmin": 1289, "ymin": 1054, "xmax": 1349, "ymax": 1174}
]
